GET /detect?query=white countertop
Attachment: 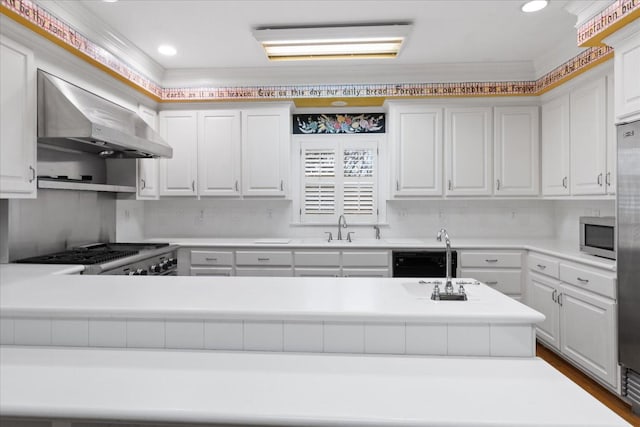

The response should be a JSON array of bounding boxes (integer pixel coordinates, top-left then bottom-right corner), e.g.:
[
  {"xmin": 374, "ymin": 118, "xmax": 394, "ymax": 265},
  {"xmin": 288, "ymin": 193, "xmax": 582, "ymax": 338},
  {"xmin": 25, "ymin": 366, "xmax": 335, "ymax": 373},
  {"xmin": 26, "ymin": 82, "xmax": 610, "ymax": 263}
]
[
  {"xmin": 0, "ymin": 346, "xmax": 629, "ymax": 427},
  {"xmin": 0, "ymin": 275, "xmax": 544, "ymax": 323},
  {"xmin": 145, "ymin": 237, "xmax": 616, "ymax": 271},
  {"xmin": 0, "ymin": 263, "xmax": 85, "ymax": 285}
]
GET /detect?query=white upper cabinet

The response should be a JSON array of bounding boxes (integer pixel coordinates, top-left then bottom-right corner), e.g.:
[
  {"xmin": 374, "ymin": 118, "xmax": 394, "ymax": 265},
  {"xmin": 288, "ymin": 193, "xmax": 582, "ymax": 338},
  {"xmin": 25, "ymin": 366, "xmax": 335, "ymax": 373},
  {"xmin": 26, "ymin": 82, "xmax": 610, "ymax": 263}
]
[
  {"xmin": 493, "ymin": 106, "xmax": 539, "ymax": 196},
  {"xmin": 137, "ymin": 105, "xmax": 160, "ymax": 200},
  {"xmin": 541, "ymin": 95, "xmax": 571, "ymax": 196},
  {"xmin": 198, "ymin": 110, "xmax": 241, "ymax": 196},
  {"xmin": 445, "ymin": 107, "xmax": 492, "ymax": 196},
  {"xmin": 0, "ymin": 36, "xmax": 36, "ymax": 199},
  {"xmin": 570, "ymin": 77, "xmax": 607, "ymax": 195},
  {"xmin": 390, "ymin": 104, "xmax": 443, "ymax": 197},
  {"xmin": 242, "ymin": 107, "xmax": 290, "ymax": 197},
  {"xmin": 606, "ymin": 21, "xmax": 640, "ymax": 123},
  {"xmin": 606, "ymin": 73, "xmax": 616, "ymax": 195},
  {"xmin": 159, "ymin": 111, "xmax": 198, "ymax": 196}
]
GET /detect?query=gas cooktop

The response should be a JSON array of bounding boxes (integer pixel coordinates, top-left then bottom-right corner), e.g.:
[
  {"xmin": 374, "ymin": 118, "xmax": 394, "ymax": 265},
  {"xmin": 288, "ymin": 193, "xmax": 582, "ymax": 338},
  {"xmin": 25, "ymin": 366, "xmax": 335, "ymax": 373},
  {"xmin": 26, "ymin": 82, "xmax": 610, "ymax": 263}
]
[{"xmin": 15, "ymin": 243, "xmax": 170, "ymax": 265}]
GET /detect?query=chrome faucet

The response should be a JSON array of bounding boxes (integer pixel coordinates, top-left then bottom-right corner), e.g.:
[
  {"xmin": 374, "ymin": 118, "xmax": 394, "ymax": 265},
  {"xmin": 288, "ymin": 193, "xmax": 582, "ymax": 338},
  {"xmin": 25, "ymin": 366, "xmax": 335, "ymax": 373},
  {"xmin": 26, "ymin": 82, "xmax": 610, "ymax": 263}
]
[
  {"xmin": 373, "ymin": 225, "xmax": 381, "ymax": 240},
  {"xmin": 337, "ymin": 214, "xmax": 348, "ymax": 240},
  {"xmin": 436, "ymin": 228, "xmax": 454, "ymax": 294}
]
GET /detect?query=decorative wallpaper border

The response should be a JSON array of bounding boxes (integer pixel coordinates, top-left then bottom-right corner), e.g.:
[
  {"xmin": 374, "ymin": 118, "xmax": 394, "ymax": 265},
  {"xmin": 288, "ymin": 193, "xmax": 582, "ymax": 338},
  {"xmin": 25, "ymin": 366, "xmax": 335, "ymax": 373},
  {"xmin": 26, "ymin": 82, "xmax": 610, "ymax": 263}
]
[
  {"xmin": 577, "ymin": 0, "xmax": 640, "ymax": 47},
  {"xmin": 0, "ymin": 0, "xmax": 618, "ymax": 103}
]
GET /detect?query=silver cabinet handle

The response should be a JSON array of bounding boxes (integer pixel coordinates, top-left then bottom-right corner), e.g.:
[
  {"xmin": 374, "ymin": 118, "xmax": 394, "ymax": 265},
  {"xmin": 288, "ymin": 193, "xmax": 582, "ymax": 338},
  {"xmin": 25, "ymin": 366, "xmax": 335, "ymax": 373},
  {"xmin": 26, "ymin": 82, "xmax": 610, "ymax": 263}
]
[
  {"xmin": 552, "ymin": 289, "xmax": 557, "ymax": 303},
  {"xmin": 558, "ymin": 293, "xmax": 563, "ymax": 306},
  {"xmin": 235, "ymin": 180, "xmax": 239, "ymax": 192},
  {"xmin": 496, "ymin": 179, "xmax": 501, "ymax": 191},
  {"xmin": 537, "ymin": 264, "xmax": 547, "ymax": 270},
  {"xmin": 562, "ymin": 176, "xmax": 567, "ymax": 189},
  {"xmin": 257, "ymin": 258, "xmax": 270, "ymax": 261},
  {"xmin": 448, "ymin": 180, "xmax": 452, "ymax": 191},
  {"xmin": 192, "ymin": 180, "xmax": 195, "ymax": 192},
  {"xmin": 141, "ymin": 178, "xmax": 146, "ymax": 190},
  {"xmin": 396, "ymin": 180, "xmax": 400, "ymax": 191},
  {"xmin": 606, "ymin": 172, "xmax": 611, "ymax": 187},
  {"xmin": 576, "ymin": 277, "xmax": 589, "ymax": 284},
  {"xmin": 485, "ymin": 281, "xmax": 498, "ymax": 285},
  {"xmin": 280, "ymin": 180, "xmax": 284, "ymax": 191},
  {"xmin": 205, "ymin": 257, "xmax": 218, "ymax": 261},
  {"xmin": 597, "ymin": 173, "xmax": 603, "ymax": 186},
  {"xmin": 485, "ymin": 259, "xmax": 498, "ymax": 263},
  {"xmin": 28, "ymin": 165, "xmax": 36, "ymax": 183}
]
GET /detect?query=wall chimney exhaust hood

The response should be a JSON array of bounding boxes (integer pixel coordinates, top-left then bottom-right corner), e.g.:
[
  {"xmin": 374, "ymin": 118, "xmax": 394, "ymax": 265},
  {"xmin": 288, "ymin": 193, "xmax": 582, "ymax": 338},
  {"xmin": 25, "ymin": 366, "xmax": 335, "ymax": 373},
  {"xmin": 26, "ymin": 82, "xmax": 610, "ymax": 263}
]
[{"xmin": 37, "ymin": 70, "xmax": 172, "ymax": 159}]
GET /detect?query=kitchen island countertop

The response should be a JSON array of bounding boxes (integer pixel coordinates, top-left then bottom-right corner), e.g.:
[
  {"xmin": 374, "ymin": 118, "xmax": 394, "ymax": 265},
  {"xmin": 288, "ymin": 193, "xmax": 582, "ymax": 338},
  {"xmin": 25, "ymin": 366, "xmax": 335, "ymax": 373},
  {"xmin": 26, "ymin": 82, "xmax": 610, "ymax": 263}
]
[{"xmin": 0, "ymin": 346, "xmax": 630, "ymax": 426}]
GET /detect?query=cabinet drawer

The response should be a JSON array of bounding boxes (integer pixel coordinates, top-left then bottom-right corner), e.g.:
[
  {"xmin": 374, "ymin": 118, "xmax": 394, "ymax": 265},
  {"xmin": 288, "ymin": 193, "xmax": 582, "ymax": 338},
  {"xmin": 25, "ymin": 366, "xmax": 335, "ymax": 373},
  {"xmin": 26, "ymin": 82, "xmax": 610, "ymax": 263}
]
[
  {"xmin": 559, "ymin": 263, "xmax": 615, "ymax": 299},
  {"xmin": 191, "ymin": 250, "xmax": 233, "ymax": 266},
  {"xmin": 235, "ymin": 267, "xmax": 293, "ymax": 277},
  {"xmin": 294, "ymin": 251, "xmax": 340, "ymax": 267},
  {"xmin": 460, "ymin": 251, "xmax": 522, "ymax": 268},
  {"xmin": 342, "ymin": 268, "xmax": 390, "ymax": 278},
  {"xmin": 342, "ymin": 251, "xmax": 389, "ymax": 267},
  {"xmin": 528, "ymin": 253, "xmax": 560, "ymax": 278},
  {"xmin": 235, "ymin": 251, "xmax": 292, "ymax": 266},
  {"xmin": 460, "ymin": 268, "xmax": 523, "ymax": 295},
  {"xmin": 190, "ymin": 267, "xmax": 233, "ymax": 276},
  {"xmin": 294, "ymin": 268, "xmax": 341, "ymax": 277}
]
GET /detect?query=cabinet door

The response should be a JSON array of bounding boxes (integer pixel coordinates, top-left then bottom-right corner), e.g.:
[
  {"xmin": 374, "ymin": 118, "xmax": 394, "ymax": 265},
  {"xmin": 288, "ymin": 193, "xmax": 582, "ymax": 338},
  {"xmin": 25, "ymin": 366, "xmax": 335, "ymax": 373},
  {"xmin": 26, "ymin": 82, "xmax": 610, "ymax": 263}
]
[
  {"xmin": 198, "ymin": 110, "xmax": 241, "ymax": 196},
  {"xmin": 570, "ymin": 78, "xmax": 607, "ymax": 195},
  {"xmin": 445, "ymin": 107, "xmax": 492, "ymax": 196},
  {"xmin": 235, "ymin": 268, "xmax": 293, "ymax": 277},
  {"xmin": 190, "ymin": 267, "xmax": 233, "ymax": 276},
  {"xmin": 294, "ymin": 268, "xmax": 341, "ymax": 277},
  {"xmin": 159, "ymin": 111, "xmax": 198, "ymax": 196},
  {"xmin": 559, "ymin": 284, "xmax": 617, "ymax": 388},
  {"xmin": 528, "ymin": 273, "xmax": 561, "ymax": 351},
  {"xmin": 242, "ymin": 107, "xmax": 290, "ymax": 197},
  {"xmin": 0, "ymin": 36, "xmax": 36, "ymax": 198},
  {"xmin": 391, "ymin": 105, "xmax": 443, "ymax": 196},
  {"xmin": 342, "ymin": 268, "xmax": 390, "ymax": 277},
  {"xmin": 137, "ymin": 105, "xmax": 159, "ymax": 199},
  {"xmin": 606, "ymin": 73, "xmax": 616, "ymax": 195},
  {"xmin": 541, "ymin": 95, "xmax": 571, "ymax": 196},
  {"xmin": 494, "ymin": 106, "xmax": 539, "ymax": 196},
  {"xmin": 613, "ymin": 29, "xmax": 640, "ymax": 123}
]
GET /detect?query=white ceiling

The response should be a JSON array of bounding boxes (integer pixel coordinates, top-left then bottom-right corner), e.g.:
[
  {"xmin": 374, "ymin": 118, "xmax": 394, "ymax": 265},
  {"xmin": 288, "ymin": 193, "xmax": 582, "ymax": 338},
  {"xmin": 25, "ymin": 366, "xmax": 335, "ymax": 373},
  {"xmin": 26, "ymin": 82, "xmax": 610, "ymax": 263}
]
[{"xmin": 43, "ymin": 0, "xmax": 589, "ymax": 85}]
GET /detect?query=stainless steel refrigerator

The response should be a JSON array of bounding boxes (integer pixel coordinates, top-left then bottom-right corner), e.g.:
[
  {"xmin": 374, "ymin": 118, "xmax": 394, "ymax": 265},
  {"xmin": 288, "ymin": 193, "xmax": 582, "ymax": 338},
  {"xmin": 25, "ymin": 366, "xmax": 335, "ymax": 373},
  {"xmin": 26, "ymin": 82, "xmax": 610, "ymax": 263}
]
[{"xmin": 618, "ymin": 119, "xmax": 640, "ymax": 414}]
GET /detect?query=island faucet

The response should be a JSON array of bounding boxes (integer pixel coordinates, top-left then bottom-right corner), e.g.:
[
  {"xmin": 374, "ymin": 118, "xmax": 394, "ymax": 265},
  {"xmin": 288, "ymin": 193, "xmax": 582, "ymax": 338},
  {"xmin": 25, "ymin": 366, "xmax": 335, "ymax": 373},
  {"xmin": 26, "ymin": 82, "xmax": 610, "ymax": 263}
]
[
  {"xmin": 436, "ymin": 228, "xmax": 454, "ymax": 294},
  {"xmin": 337, "ymin": 214, "xmax": 348, "ymax": 240}
]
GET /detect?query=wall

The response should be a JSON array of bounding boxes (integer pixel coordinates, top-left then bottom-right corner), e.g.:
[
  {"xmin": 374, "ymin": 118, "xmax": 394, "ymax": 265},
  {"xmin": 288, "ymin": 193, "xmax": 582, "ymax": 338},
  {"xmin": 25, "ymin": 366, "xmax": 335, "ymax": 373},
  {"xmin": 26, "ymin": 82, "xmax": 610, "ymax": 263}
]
[
  {"xmin": 7, "ymin": 189, "xmax": 116, "ymax": 261},
  {"xmin": 137, "ymin": 198, "xmax": 557, "ymax": 240}
]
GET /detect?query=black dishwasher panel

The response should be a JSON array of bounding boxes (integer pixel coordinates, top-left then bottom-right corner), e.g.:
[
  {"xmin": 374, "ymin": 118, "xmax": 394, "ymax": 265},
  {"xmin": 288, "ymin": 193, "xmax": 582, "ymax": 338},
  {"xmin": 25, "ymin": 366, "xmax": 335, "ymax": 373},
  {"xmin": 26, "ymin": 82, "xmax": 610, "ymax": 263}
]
[{"xmin": 392, "ymin": 251, "xmax": 457, "ymax": 278}]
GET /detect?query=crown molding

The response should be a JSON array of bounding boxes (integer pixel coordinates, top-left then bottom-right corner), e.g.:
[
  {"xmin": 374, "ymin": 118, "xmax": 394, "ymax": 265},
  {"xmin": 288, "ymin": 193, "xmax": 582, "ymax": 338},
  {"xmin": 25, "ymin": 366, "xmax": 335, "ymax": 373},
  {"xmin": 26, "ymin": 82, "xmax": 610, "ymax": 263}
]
[{"xmin": 565, "ymin": 1, "xmax": 616, "ymax": 27}]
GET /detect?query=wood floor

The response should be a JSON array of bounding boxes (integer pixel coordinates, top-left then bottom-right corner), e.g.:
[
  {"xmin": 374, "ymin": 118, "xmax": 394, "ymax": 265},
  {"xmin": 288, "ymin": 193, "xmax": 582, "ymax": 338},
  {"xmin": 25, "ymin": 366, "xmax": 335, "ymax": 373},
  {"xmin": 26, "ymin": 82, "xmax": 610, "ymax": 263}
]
[{"xmin": 536, "ymin": 342, "xmax": 640, "ymax": 426}]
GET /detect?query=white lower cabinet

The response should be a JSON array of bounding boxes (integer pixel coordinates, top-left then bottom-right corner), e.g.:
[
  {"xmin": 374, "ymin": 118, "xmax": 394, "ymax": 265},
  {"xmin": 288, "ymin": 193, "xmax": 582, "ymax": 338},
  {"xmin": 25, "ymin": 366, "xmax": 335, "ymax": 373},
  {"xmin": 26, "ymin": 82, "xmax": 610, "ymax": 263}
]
[
  {"xmin": 342, "ymin": 250, "xmax": 391, "ymax": 277},
  {"xmin": 526, "ymin": 252, "xmax": 617, "ymax": 390},
  {"xmin": 559, "ymin": 284, "xmax": 617, "ymax": 388},
  {"xmin": 190, "ymin": 267, "xmax": 233, "ymax": 277},
  {"xmin": 235, "ymin": 268, "xmax": 293, "ymax": 277},
  {"xmin": 459, "ymin": 250, "xmax": 524, "ymax": 300},
  {"xmin": 294, "ymin": 268, "xmax": 341, "ymax": 277}
]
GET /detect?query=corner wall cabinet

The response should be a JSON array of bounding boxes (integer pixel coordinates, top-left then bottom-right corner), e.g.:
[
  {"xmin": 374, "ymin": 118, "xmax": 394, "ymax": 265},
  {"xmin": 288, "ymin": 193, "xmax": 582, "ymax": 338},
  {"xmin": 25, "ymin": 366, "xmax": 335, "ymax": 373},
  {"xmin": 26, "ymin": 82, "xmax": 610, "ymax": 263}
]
[
  {"xmin": 137, "ymin": 105, "xmax": 160, "ymax": 200},
  {"xmin": 541, "ymin": 73, "xmax": 615, "ymax": 197},
  {"xmin": 158, "ymin": 105, "xmax": 290, "ymax": 198},
  {"xmin": 0, "ymin": 35, "xmax": 36, "ymax": 199},
  {"xmin": 527, "ymin": 252, "xmax": 617, "ymax": 390},
  {"xmin": 605, "ymin": 20, "xmax": 640, "ymax": 123}
]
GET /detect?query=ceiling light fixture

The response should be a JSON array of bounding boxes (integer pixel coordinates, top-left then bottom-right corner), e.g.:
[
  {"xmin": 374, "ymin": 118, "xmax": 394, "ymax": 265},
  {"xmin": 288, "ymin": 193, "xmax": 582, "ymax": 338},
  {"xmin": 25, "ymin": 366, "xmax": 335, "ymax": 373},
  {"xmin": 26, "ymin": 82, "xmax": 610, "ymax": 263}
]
[
  {"xmin": 252, "ymin": 24, "xmax": 411, "ymax": 61},
  {"xmin": 102, "ymin": 0, "xmax": 119, "ymax": 3},
  {"xmin": 157, "ymin": 45, "xmax": 177, "ymax": 56},
  {"xmin": 521, "ymin": 0, "xmax": 548, "ymax": 13}
]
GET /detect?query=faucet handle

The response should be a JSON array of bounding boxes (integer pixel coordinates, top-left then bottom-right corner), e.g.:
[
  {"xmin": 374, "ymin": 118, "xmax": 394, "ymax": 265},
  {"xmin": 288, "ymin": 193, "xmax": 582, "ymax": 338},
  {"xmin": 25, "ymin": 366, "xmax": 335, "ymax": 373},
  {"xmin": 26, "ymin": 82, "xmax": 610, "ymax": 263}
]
[
  {"xmin": 346, "ymin": 232, "xmax": 355, "ymax": 243},
  {"xmin": 324, "ymin": 232, "xmax": 333, "ymax": 242}
]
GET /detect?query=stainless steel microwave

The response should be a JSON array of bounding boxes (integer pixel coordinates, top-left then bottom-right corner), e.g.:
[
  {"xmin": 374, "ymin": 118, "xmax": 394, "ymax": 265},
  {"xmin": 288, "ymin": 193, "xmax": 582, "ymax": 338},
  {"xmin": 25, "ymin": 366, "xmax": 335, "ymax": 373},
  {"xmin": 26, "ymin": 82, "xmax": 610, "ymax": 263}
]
[{"xmin": 579, "ymin": 216, "xmax": 616, "ymax": 260}]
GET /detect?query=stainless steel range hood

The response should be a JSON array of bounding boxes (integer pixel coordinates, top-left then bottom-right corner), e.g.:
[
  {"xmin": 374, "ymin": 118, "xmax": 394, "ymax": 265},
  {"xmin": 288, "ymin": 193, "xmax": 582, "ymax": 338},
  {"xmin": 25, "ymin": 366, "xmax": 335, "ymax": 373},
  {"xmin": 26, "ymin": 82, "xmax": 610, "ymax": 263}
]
[{"xmin": 37, "ymin": 70, "xmax": 172, "ymax": 159}]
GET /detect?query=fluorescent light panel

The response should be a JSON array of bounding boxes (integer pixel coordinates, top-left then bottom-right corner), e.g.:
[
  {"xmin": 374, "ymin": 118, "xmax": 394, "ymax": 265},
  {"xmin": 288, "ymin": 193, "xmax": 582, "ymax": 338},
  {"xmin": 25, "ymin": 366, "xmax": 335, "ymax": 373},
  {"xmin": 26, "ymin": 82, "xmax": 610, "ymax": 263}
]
[{"xmin": 253, "ymin": 24, "xmax": 411, "ymax": 61}]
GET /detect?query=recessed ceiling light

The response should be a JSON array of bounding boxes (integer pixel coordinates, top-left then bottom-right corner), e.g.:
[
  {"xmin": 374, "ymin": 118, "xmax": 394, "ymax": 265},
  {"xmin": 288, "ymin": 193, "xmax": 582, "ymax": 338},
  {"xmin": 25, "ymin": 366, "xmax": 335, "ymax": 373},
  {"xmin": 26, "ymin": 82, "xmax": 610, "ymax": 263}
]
[
  {"xmin": 253, "ymin": 24, "xmax": 411, "ymax": 61},
  {"xmin": 102, "ymin": 0, "xmax": 119, "ymax": 3},
  {"xmin": 521, "ymin": 0, "xmax": 548, "ymax": 13},
  {"xmin": 157, "ymin": 45, "xmax": 177, "ymax": 56}
]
